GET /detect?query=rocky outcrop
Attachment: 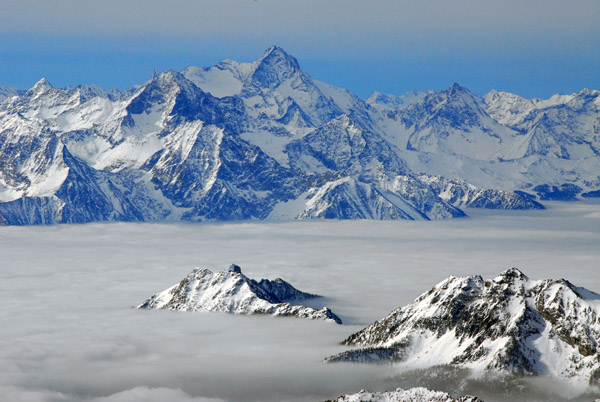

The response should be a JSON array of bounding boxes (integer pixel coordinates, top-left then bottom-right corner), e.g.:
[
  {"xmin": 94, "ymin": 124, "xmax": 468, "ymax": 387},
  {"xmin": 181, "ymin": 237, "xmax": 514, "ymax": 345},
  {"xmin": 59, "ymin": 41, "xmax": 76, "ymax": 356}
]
[
  {"xmin": 326, "ymin": 387, "xmax": 483, "ymax": 402},
  {"xmin": 138, "ymin": 264, "xmax": 342, "ymax": 324},
  {"xmin": 326, "ymin": 268, "xmax": 600, "ymax": 384}
]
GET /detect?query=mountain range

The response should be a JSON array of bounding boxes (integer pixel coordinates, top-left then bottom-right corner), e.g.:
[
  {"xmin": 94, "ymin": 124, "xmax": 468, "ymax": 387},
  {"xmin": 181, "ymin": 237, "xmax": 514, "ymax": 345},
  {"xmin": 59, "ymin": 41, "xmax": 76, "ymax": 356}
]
[{"xmin": 1, "ymin": 46, "xmax": 598, "ymax": 225}]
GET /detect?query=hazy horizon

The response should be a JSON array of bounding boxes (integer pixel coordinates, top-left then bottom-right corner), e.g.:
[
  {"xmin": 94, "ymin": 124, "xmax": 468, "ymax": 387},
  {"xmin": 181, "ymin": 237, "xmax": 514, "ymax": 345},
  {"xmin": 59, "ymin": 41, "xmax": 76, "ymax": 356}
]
[{"xmin": 1, "ymin": 0, "xmax": 599, "ymax": 99}]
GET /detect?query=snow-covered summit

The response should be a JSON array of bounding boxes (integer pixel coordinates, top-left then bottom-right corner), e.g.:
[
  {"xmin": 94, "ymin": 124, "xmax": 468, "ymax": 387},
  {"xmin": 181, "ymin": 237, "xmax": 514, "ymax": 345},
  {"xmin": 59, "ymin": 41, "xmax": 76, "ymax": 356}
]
[
  {"xmin": 138, "ymin": 264, "xmax": 342, "ymax": 324},
  {"xmin": 247, "ymin": 46, "xmax": 302, "ymax": 89},
  {"xmin": 399, "ymin": 84, "xmax": 525, "ymax": 161},
  {"xmin": 26, "ymin": 78, "xmax": 53, "ymax": 97},
  {"xmin": 483, "ymin": 90, "xmax": 537, "ymax": 126},
  {"xmin": 326, "ymin": 387, "xmax": 483, "ymax": 402},
  {"xmin": 327, "ymin": 268, "xmax": 600, "ymax": 384}
]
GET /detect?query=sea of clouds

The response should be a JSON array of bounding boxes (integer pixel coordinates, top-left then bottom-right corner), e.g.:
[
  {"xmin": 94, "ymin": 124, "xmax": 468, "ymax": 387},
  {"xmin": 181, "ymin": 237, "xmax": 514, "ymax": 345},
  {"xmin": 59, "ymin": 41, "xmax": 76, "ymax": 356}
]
[{"xmin": 1, "ymin": 201, "xmax": 599, "ymax": 402}]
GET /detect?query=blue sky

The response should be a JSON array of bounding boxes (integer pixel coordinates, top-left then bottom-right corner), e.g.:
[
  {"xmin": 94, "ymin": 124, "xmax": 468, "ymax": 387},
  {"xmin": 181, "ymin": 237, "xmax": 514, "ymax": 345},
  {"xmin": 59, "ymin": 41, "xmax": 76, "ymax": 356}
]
[{"xmin": 1, "ymin": 0, "xmax": 599, "ymax": 99}]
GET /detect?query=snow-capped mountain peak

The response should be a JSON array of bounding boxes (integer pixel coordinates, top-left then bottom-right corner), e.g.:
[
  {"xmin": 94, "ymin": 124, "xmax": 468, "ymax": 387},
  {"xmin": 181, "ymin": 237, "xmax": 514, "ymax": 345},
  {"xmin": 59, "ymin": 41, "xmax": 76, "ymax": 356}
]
[
  {"xmin": 138, "ymin": 265, "xmax": 342, "ymax": 323},
  {"xmin": 483, "ymin": 89, "xmax": 535, "ymax": 126},
  {"xmin": 485, "ymin": 87, "xmax": 600, "ymax": 126},
  {"xmin": 482, "ymin": 88, "xmax": 600, "ymax": 162},
  {"xmin": 327, "ymin": 268, "xmax": 600, "ymax": 384},
  {"xmin": 251, "ymin": 45, "xmax": 301, "ymax": 85},
  {"xmin": 31, "ymin": 77, "xmax": 53, "ymax": 91},
  {"xmin": 399, "ymin": 84, "xmax": 526, "ymax": 161},
  {"xmin": 493, "ymin": 266, "xmax": 528, "ymax": 282},
  {"xmin": 447, "ymin": 82, "xmax": 471, "ymax": 95},
  {"xmin": 25, "ymin": 78, "xmax": 54, "ymax": 99}
]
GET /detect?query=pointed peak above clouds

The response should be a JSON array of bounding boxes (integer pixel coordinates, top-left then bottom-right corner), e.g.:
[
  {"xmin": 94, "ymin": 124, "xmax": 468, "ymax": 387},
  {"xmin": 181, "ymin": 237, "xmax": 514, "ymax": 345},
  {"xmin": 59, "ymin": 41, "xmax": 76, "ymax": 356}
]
[
  {"xmin": 327, "ymin": 269, "xmax": 600, "ymax": 384},
  {"xmin": 248, "ymin": 46, "xmax": 303, "ymax": 89},
  {"xmin": 448, "ymin": 82, "xmax": 469, "ymax": 93},
  {"xmin": 25, "ymin": 78, "xmax": 54, "ymax": 97},
  {"xmin": 137, "ymin": 265, "xmax": 342, "ymax": 323},
  {"xmin": 182, "ymin": 46, "xmax": 303, "ymax": 97},
  {"xmin": 124, "ymin": 70, "xmax": 188, "ymax": 116},
  {"xmin": 401, "ymin": 85, "xmax": 528, "ymax": 161},
  {"xmin": 444, "ymin": 83, "xmax": 484, "ymax": 108},
  {"xmin": 128, "ymin": 69, "xmax": 208, "ymax": 111},
  {"xmin": 147, "ymin": 69, "xmax": 193, "ymax": 90},
  {"xmin": 495, "ymin": 266, "xmax": 529, "ymax": 281},
  {"xmin": 402, "ymin": 83, "xmax": 490, "ymax": 130},
  {"xmin": 259, "ymin": 46, "xmax": 300, "ymax": 69},
  {"xmin": 33, "ymin": 78, "xmax": 53, "ymax": 90}
]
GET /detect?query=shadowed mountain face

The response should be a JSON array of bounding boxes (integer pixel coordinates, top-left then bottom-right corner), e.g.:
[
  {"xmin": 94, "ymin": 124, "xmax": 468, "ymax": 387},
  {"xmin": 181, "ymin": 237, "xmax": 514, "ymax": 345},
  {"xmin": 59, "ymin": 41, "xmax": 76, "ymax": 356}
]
[
  {"xmin": 1, "ymin": 46, "xmax": 597, "ymax": 225},
  {"xmin": 326, "ymin": 268, "xmax": 600, "ymax": 385}
]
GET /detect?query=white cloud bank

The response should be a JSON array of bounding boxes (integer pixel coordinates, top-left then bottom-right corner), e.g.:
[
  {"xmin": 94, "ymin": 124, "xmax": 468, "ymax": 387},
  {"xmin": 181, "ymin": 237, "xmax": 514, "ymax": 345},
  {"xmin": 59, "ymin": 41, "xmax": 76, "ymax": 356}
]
[{"xmin": 0, "ymin": 201, "xmax": 599, "ymax": 401}]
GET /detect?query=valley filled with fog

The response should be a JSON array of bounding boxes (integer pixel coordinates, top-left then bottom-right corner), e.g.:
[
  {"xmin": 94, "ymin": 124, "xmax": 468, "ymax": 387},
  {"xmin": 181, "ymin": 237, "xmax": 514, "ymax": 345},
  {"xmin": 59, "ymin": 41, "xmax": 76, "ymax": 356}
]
[{"xmin": 1, "ymin": 201, "xmax": 599, "ymax": 402}]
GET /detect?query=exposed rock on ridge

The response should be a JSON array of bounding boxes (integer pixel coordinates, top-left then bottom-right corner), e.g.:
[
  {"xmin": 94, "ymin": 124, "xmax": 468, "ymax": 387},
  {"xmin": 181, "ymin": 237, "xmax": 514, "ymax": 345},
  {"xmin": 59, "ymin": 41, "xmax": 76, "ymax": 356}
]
[
  {"xmin": 326, "ymin": 268, "xmax": 600, "ymax": 384},
  {"xmin": 326, "ymin": 387, "xmax": 483, "ymax": 402},
  {"xmin": 138, "ymin": 264, "xmax": 342, "ymax": 324}
]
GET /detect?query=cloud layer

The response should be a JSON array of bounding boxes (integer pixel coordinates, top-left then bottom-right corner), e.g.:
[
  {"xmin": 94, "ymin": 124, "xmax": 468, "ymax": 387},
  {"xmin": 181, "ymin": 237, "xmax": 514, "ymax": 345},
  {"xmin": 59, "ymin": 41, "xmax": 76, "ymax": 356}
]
[{"xmin": 0, "ymin": 201, "xmax": 599, "ymax": 401}]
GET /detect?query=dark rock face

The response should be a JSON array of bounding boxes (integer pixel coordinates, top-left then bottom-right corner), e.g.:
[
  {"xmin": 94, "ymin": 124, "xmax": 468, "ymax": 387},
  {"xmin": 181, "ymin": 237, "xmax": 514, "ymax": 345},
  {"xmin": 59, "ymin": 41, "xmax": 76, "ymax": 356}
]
[
  {"xmin": 0, "ymin": 196, "xmax": 63, "ymax": 225},
  {"xmin": 326, "ymin": 268, "xmax": 600, "ymax": 384},
  {"xmin": 145, "ymin": 124, "xmax": 299, "ymax": 221},
  {"xmin": 533, "ymin": 184, "xmax": 583, "ymax": 201},
  {"xmin": 582, "ymin": 189, "xmax": 600, "ymax": 198},
  {"xmin": 286, "ymin": 115, "xmax": 408, "ymax": 175}
]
